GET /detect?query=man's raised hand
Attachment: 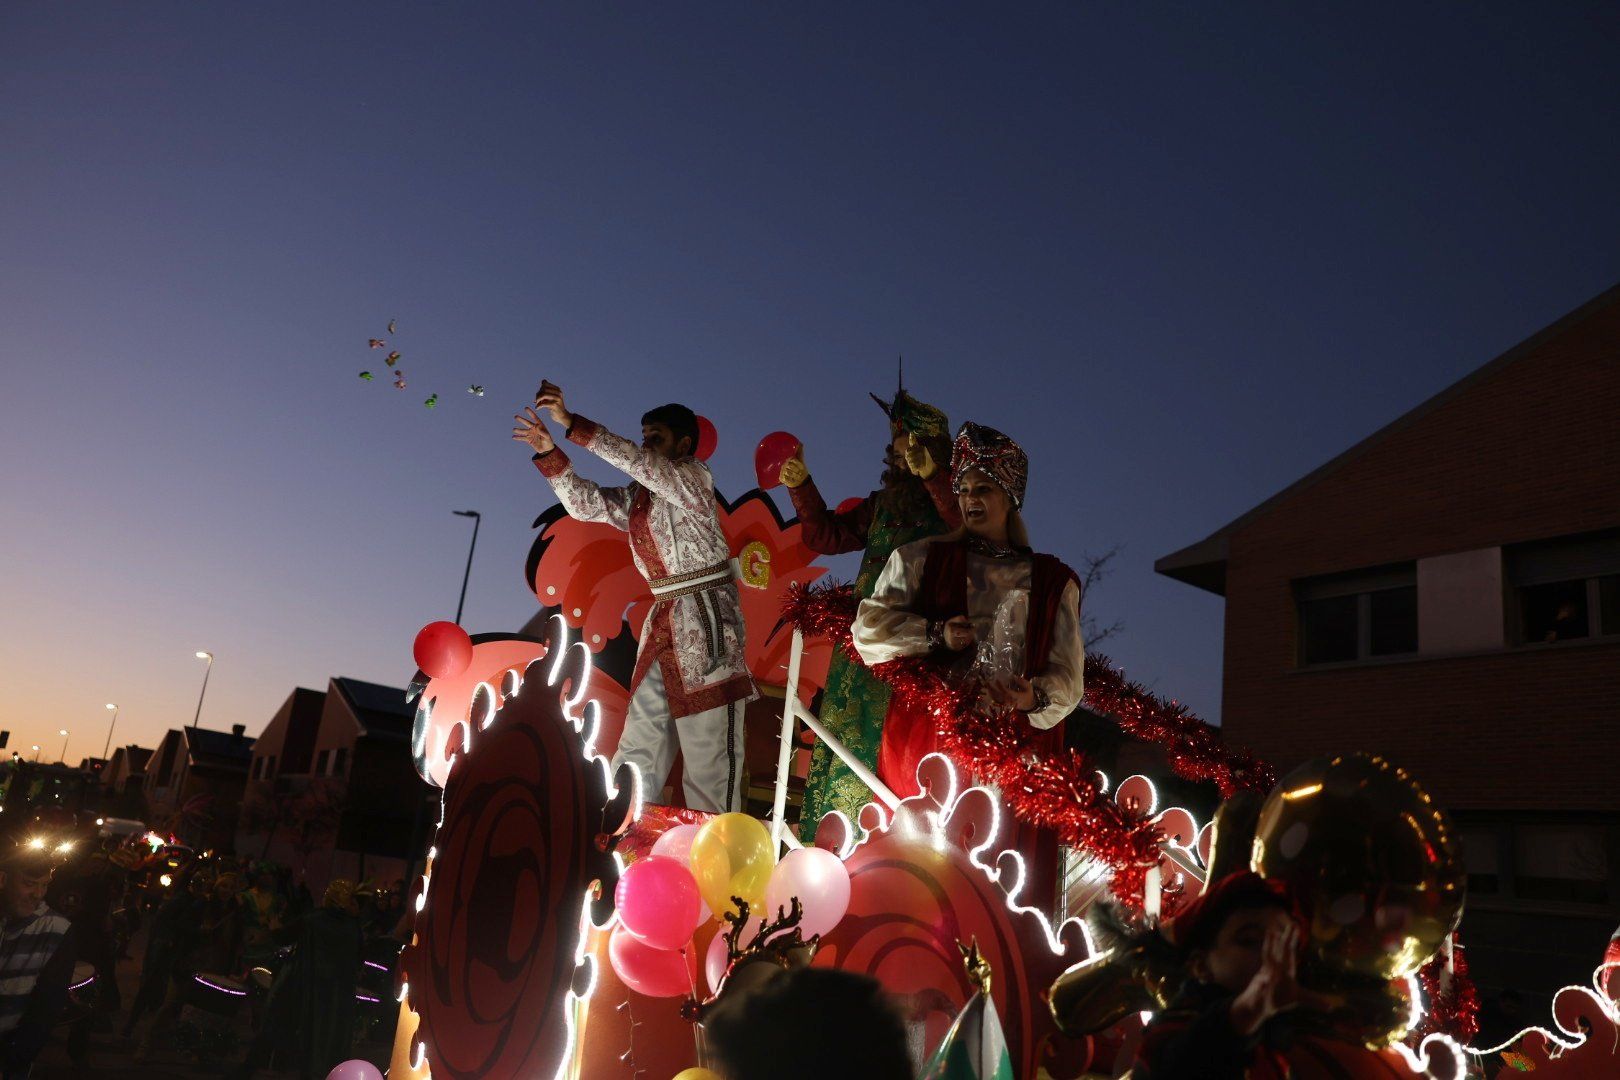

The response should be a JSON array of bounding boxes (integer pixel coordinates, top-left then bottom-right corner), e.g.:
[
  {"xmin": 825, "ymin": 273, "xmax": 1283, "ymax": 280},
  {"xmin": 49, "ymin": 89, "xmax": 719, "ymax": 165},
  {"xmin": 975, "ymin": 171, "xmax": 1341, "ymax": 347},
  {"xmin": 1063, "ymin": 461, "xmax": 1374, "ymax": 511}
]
[
  {"xmin": 534, "ymin": 381, "xmax": 572, "ymax": 427},
  {"xmin": 779, "ymin": 454, "xmax": 809, "ymax": 489},
  {"xmin": 513, "ymin": 406, "xmax": 555, "ymax": 454},
  {"xmin": 1229, "ymin": 920, "xmax": 1302, "ymax": 1036}
]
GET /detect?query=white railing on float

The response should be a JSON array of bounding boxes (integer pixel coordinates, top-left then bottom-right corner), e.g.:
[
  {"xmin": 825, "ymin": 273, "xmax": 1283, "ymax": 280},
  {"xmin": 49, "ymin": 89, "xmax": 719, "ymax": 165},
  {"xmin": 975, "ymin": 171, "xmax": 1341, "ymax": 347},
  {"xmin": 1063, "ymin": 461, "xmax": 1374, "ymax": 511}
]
[{"xmin": 768, "ymin": 627, "xmax": 1205, "ymax": 911}]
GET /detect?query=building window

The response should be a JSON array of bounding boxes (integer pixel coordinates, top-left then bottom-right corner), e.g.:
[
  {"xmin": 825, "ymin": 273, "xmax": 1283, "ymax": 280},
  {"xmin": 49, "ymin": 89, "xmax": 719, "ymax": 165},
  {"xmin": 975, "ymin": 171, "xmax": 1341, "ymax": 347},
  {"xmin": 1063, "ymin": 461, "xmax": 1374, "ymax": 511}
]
[
  {"xmin": 1507, "ymin": 529, "xmax": 1620, "ymax": 645},
  {"xmin": 315, "ymin": 749, "xmax": 330, "ymax": 775},
  {"xmin": 1512, "ymin": 824, "xmax": 1610, "ymax": 905},
  {"xmin": 266, "ymin": 755, "xmax": 276, "ymax": 778},
  {"xmin": 332, "ymin": 747, "xmax": 348, "ymax": 776},
  {"xmin": 1296, "ymin": 563, "xmax": 1418, "ymax": 665},
  {"xmin": 1457, "ymin": 827, "xmax": 1500, "ymax": 896}
]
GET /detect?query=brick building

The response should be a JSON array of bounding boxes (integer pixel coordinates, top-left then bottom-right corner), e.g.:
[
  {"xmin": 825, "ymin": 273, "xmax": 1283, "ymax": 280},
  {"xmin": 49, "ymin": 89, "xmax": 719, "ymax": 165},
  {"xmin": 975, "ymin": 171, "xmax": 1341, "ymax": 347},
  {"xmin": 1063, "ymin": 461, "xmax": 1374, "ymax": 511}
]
[
  {"xmin": 237, "ymin": 677, "xmax": 428, "ymax": 893},
  {"xmin": 1156, "ymin": 283, "xmax": 1620, "ymax": 1001}
]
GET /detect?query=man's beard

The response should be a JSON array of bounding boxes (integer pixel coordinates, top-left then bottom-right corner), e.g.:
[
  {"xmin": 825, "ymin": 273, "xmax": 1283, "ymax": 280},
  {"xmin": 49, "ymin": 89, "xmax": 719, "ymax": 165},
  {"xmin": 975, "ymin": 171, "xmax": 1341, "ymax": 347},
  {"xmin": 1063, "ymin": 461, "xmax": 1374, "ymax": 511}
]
[{"xmin": 880, "ymin": 462, "xmax": 912, "ymax": 489}]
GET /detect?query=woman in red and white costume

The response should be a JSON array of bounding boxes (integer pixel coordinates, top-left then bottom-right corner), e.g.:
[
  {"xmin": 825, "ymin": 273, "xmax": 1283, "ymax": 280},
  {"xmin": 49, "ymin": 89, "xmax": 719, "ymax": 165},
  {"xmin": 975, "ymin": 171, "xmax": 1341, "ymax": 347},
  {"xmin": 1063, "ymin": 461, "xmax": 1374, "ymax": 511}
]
[{"xmin": 853, "ymin": 421, "xmax": 1083, "ymax": 914}]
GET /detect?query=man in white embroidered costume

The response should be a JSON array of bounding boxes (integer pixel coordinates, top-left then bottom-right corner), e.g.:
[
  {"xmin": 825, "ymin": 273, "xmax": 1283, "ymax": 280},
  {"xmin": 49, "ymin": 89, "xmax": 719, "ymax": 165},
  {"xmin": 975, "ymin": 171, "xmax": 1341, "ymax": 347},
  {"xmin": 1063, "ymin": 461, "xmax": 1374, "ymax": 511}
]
[
  {"xmin": 515, "ymin": 382, "xmax": 758, "ymax": 813},
  {"xmin": 853, "ymin": 421, "xmax": 1084, "ymax": 913}
]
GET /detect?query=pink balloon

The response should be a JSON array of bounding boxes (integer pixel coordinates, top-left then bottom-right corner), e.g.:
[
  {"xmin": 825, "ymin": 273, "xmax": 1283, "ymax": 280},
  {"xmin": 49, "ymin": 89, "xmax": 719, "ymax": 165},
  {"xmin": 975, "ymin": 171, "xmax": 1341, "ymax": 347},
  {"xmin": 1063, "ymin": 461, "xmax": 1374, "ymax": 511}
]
[
  {"xmin": 651, "ymin": 825, "xmax": 712, "ymax": 925},
  {"xmin": 615, "ymin": 856, "xmax": 701, "ymax": 951},
  {"xmin": 413, "ymin": 621, "xmax": 472, "ymax": 679},
  {"xmin": 763, "ymin": 848, "xmax": 850, "ymax": 938},
  {"xmin": 326, "ymin": 1061, "xmax": 383, "ymax": 1080},
  {"xmin": 608, "ymin": 924, "xmax": 696, "ymax": 998},
  {"xmin": 651, "ymin": 823, "xmax": 701, "ymax": 863},
  {"xmin": 753, "ymin": 430, "xmax": 802, "ymax": 489},
  {"xmin": 705, "ymin": 926, "xmax": 730, "ymax": 992}
]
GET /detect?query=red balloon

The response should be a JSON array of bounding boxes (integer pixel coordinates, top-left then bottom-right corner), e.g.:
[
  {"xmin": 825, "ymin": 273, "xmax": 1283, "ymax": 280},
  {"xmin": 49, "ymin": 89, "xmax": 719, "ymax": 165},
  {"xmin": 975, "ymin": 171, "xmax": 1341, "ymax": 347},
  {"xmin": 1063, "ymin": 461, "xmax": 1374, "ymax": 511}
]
[
  {"xmin": 607, "ymin": 924, "xmax": 696, "ymax": 998},
  {"xmin": 834, "ymin": 497, "xmax": 865, "ymax": 515},
  {"xmin": 754, "ymin": 431, "xmax": 803, "ymax": 489},
  {"xmin": 413, "ymin": 621, "xmax": 473, "ymax": 680},
  {"xmin": 694, "ymin": 416, "xmax": 718, "ymax": 461}
]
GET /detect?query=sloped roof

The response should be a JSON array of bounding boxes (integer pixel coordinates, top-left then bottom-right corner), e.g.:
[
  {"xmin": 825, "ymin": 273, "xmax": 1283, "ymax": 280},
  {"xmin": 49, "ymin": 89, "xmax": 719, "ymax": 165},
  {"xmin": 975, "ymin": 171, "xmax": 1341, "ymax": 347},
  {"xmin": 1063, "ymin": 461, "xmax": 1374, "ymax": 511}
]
[
  {"xmin": 1155, "ymin": 280, "xmax": 1620, "ymax": 595},
  {"xmin": 188, "ymin": 726, "xmax": 255, "ymax": 767},
  {"xmin": 332, "ymin": 676, "xmax": 413, "ymax": 740}
]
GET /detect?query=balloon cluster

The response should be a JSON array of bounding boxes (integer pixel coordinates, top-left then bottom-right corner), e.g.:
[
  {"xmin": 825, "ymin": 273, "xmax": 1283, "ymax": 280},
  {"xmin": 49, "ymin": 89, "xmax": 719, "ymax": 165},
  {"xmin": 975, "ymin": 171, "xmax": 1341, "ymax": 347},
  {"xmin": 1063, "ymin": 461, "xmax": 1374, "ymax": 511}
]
[{"xmin": 607, "ymin": 813, "xmax": 851, "ymax": 999}]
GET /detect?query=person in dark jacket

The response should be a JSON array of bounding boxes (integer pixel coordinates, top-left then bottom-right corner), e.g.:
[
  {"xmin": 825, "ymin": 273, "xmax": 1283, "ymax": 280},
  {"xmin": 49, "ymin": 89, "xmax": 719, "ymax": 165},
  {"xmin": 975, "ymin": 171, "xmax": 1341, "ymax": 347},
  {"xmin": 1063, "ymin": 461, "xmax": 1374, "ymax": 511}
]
[
  {"xmin": 1132, "ymin": 871, "xmax": 1304, "ymax": 1080},
  {"xmin": 230, "ymin": 878, "xmax": 365, "ymax": 1079}
]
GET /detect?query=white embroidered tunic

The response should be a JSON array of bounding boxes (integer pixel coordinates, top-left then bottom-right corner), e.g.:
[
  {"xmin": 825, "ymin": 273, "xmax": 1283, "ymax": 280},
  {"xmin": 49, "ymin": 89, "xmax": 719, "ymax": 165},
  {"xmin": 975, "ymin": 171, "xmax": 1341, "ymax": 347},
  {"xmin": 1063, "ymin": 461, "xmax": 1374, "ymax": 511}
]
[{"xmin": 535, "ymin": 415, "xmax": 757, "ymax": 717}]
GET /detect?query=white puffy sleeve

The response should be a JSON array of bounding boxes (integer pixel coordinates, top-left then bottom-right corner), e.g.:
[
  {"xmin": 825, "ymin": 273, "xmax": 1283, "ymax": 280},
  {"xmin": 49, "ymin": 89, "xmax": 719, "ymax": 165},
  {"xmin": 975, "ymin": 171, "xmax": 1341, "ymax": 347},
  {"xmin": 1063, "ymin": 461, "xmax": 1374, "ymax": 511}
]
[
  {"xmin": 853, "ymin": 543, "xmax": 934, "ymax": 665},
  {"xmin": 1027, "ymin": 578, "xmax": 1084, "ymax": 731}
]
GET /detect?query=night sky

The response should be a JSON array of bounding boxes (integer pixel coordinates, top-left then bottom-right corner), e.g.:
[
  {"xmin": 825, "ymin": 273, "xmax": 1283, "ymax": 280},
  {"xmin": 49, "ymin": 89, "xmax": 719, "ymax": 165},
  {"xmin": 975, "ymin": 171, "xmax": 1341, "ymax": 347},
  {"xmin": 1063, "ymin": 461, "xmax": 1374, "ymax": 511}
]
[{"xmin": 3, "ymin": 4, "xmax": 1618, "ymax": 760}]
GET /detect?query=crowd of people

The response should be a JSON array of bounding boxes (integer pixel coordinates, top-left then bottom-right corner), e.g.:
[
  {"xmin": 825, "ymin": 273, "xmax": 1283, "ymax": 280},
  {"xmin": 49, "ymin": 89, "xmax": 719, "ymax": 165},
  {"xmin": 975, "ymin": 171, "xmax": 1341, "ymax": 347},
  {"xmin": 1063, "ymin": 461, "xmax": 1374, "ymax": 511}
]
[{"xmin": 0, "ymin": 831, "xmax": 406, "ymax": 1078}]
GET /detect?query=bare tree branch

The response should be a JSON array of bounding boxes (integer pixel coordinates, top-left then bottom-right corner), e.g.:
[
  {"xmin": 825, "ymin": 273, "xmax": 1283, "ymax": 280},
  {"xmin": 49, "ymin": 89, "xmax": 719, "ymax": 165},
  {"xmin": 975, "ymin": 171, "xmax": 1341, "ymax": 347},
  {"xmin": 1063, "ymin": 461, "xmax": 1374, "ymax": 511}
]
[{"xmin": 1078, "ymin": 545, "xmax": 1126, "ymax": 649}]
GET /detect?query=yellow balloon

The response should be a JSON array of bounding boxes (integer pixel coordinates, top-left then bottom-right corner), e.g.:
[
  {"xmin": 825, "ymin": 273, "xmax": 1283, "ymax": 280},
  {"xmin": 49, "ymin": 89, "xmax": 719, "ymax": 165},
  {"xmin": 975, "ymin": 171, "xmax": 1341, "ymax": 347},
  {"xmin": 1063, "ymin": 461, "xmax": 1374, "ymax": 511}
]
[
  {"xmin": 690, "ymin": 812, "xmax": 775, "ymax": 920},
  {"xmin": 672, "ymin": 1070, "xmax": 722, "ymax": 1080}
]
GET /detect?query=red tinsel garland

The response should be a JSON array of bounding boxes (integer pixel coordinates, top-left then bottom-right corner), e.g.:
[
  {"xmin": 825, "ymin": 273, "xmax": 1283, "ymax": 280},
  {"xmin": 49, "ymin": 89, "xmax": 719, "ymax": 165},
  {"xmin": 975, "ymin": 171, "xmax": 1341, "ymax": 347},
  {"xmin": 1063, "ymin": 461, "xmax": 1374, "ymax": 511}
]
[
  {"xmin": 781, "ymin": 581, "xmax": 1273, "ymax": 904},
  {"xmin": 1411, "ymin": 935, "xmax": 1481, "ymax": 1047}
]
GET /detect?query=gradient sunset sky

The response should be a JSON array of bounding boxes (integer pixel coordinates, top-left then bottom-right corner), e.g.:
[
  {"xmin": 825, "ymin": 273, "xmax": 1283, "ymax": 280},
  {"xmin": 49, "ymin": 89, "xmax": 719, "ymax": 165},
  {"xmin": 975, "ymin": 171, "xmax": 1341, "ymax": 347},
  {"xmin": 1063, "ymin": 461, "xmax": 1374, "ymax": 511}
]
[{"xmin": 3, "ymin": 3, "xmax": 1618, "ymax": 760}]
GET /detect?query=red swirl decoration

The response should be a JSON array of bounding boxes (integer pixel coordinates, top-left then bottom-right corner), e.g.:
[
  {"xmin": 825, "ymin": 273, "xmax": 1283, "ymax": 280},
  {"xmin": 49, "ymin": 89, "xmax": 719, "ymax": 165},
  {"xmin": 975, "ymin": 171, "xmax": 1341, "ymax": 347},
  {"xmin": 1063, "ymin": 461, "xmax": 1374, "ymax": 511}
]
[
  {"xmin": 781, "ymin": 581, "xmax": 1273, "ymax": 906},
  {"xmin": 400, "ymin": 639, "xmax": 622, "ymax": 1079}
]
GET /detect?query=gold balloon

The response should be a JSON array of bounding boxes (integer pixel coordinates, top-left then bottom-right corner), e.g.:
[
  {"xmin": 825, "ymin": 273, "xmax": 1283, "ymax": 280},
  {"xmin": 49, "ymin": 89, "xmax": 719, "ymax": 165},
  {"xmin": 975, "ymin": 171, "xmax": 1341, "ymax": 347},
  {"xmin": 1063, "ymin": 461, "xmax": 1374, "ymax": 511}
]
[
  {"xmin": 672, "ymin": 1070, "xmax": 723, "ymax": 1080},
  {"xmin": 689, "ymin": 812, "xmax": 776, "ymax": 921},
  {"xmin": 1252, "ymin": 754, "xmax": 1464, "ymax": 979},
  {"xmin": 1204, "ymin": 789, "xmax": 1263, "ymax": 884},
  {"xmin": 1048, "ymin": 950, "xmax": 1156, "ymax": 1037}
]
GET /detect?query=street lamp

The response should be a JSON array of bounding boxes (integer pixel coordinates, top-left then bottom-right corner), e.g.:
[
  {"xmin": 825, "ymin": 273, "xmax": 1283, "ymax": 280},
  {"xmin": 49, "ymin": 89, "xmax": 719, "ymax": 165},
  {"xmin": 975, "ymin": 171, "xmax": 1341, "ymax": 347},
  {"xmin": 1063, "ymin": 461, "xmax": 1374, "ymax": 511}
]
[
  {"xmin": 192, "ymin": 651, "xmax": 214, "ymax": 734},
  {"xmin": 452, "ymin": 510, "xmax": 481, "ymax": 625},
  {"xmin": 30, "ymin": 745, "xmax": 40, "ymax": 763},
  {"xmin": 102, "ymin": 703, "xmax": 119, "ymax": 762},
  {"xmin": 58, "ymin": 729, "xmax": 69, "ymax": 765}
]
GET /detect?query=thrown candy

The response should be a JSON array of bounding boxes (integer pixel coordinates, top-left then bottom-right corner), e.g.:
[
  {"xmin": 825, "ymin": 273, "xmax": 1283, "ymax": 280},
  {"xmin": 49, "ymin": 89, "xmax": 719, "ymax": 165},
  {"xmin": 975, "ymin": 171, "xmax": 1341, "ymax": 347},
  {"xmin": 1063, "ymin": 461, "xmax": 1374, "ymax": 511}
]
[
  {"xmin": 387, "ymin": 318, "xmax": 397, "ymax": 334},
  {"xmin": 385, "ymin": 351, "xmax": 401, "ymax": 367},
  {"xmin": 359, "ymin": 371, "xmax": 374, "ymax": 381},
  {"xmin": 467, "ymin": 384, "xmax": 485, "ymax": 396},
  {"xmin": 424, "ymin": 394, "xmax": 439, "ymax": 408},
  {"xmin": 368, "ymin": 339, "xmax": 386, "ymax": 349},
  {"xmin": 394, "ymin": 376, "xmax": 407, "ymax": 389}
]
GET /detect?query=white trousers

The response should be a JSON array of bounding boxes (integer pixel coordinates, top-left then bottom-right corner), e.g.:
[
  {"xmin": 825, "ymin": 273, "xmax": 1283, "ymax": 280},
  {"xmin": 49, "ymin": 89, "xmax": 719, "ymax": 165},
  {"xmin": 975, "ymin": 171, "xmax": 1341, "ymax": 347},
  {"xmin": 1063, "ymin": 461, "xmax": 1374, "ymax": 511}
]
[{"xmin": 611, "ymin": 661, "xmax": 746, "ymax": 814}]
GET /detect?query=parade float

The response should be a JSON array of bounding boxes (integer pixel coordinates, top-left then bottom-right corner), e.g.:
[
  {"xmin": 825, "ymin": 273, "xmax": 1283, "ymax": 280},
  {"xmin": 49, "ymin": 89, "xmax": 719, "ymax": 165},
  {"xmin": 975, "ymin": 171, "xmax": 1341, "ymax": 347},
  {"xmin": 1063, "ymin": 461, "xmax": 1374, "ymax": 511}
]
[{"xmin": 377, "ymin": 457, "xmax": 1620, "ymax": 1079}]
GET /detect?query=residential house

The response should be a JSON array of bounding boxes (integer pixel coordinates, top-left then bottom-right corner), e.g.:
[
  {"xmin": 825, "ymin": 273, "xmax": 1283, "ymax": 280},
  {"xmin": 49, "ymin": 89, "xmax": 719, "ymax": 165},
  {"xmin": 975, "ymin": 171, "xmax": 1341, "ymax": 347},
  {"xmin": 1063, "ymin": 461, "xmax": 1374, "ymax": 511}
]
[
  {"xmin": 236, "ymin": 677, "xmax": 429, "ymax": 895},
  {"xmin": 142, "ymin": 724, "xmax": 256, "ymax": 851}
]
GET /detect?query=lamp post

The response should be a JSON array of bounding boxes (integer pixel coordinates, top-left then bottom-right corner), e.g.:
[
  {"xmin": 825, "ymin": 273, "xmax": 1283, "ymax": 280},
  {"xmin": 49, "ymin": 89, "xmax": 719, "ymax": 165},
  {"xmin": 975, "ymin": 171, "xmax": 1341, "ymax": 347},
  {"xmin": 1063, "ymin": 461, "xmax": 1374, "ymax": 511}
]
[
  {"xmin": 192, "ymin": 651, "xmax": 214, "ymax": 734},
  {"xmin": 101, "ymin": 703, "xmax": 119, "ymax": 762},
  {"xmin": 30, "ymin": 745, "xmax": 40, "ymax": 763},
  {"xmin": 452, "ymin": 510, "xmax": 481, "ymax": 625},
  {"xmin": 58, "ymin": 729, "xmax": 69, "ymax": 765}
]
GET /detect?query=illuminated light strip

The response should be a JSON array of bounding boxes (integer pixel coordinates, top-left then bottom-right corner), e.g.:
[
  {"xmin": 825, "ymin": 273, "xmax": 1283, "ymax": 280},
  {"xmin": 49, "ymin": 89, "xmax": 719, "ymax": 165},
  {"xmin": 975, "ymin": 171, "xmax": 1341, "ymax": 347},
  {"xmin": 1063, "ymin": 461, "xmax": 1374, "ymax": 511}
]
[
  {"xmin": 1117, "ymin": 774, "xmax": 1159, "ymax": 817},
  {"xmin": 193, "ymin": 975, "xmax": 248, "ymax": 997},
  {"xmin": 364, "ymin": 960, "xmax": 389, "ymax": 972},
  {"xmin": 68, "ymin": 976, "xmax": 95, "ymax": 992},
  {"xmin": 1390, "ymin": 1033, "xmax": 1465, "ymax": 1076},
  {"xmin": 473, "ymin": 682, "xmax": 498, "ymax": 731},
  {"xmin": 919, "ymin": 752, "xmax": 1091, "ymax": 958},
  {"xmin": 1460, "ymin": 963, "xmax": 1620, "ymax": 1057},
  {"xmin": 356, "ymin": 992, "xmax": 382, "ymax": 1003}
]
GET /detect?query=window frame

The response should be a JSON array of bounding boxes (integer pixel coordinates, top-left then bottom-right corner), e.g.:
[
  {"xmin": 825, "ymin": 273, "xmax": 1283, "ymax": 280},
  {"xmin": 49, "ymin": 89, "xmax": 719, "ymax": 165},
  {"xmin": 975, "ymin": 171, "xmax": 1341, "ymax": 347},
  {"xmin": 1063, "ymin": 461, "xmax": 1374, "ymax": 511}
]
[{"xmin": 1294, "ymin": 563, "xmax": 1419, "ymax": 667}]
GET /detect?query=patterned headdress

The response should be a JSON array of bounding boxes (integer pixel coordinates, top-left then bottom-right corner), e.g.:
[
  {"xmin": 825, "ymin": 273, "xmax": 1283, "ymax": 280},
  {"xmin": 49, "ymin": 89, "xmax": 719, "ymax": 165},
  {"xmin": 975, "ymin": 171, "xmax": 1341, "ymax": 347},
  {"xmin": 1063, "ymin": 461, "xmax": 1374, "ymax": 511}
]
[
  {"xmin": 869, "ymin": 358, "xmax": 949, "ymax": 441},
  {"xmin": 950, "ymin": 422, "xmax": 1029, "ymax": 508}
]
